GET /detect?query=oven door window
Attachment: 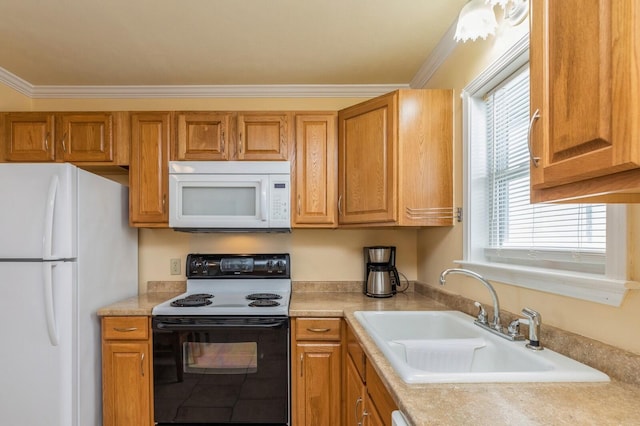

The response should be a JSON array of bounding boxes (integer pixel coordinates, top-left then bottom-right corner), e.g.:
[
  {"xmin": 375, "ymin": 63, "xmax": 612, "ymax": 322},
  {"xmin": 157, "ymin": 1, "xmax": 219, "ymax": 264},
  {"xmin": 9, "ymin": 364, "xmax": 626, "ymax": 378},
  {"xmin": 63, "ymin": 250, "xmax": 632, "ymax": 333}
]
[{"xmin": 184, "ymin": 342, "xmax": 258, "ymax": 374}]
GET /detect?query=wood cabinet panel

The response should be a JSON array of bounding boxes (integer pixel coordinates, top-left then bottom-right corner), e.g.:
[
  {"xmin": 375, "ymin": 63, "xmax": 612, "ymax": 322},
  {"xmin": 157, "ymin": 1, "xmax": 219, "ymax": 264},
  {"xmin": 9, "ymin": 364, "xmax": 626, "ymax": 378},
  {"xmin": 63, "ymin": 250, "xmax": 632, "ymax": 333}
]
[
  {"xmin": 175, "ymin": 112, "xmax": 232, "ymax": 160},
  {"xmin": 365, "ymin": 361, "xmax": 397, "ymax": 425},
  {"xmin": 345, "ymin": 354, "xmax": 366, "ymax": 426},
  {"xmin": 530, "ymin": 0, "xmax": 640, "ymax": 202},
  {"xmin": 129, "ymin": 112, "xmax": 171, "ymax": 227},
  {"xmin": 339, "ymin": 95, "xmax": 396, "ymax": 224},
  {"xmin": 102, "ymin": 316, "xmax": 149, "ymax": 340},
  {"xmin": 338, "ymin": 89, "xmax": 453, "ymax": 226},
  {"xmin": 293, "ymin": 113, "xmax": 337, "ymax": 227},
  {"xmin": 3, "ymin": 113, "xmax": 55, "ymax": 161},
  {"xmin": 293, "ymin": 342, "xmax": 342, "ymax": 426},
  {"xmin": 295, "ymin": 317, "xmax": 342, "ymax": 341},
  {"xmin": 236, "ymin": 112, "xmax": 290, "ymax": 160},
  {"xmin": 102, "ymin": 316, "xmax": 153, "ymax": 426},
  {"xmin": 292, "ymin": 317, "xmax": 343, "ymax": 426},
  {"xmin": 59, "ymin": 113, "xmax": 114, "ymax": 162},
  {"xmin": 2, "ymin": 112, "xmax": 128, "ymax": 165}
]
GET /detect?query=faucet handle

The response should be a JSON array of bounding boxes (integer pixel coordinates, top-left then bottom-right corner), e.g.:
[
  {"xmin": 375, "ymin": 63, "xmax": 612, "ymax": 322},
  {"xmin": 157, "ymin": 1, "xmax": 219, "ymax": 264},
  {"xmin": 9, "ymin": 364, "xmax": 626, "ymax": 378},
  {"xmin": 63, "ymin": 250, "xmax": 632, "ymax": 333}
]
[
  {"xmin": 507, "ymin": 319, "xmax": 520, "ymax": 336},
  {"xmin": 473, "ymin": 301, "xmax": 488, "ymax": 325}
]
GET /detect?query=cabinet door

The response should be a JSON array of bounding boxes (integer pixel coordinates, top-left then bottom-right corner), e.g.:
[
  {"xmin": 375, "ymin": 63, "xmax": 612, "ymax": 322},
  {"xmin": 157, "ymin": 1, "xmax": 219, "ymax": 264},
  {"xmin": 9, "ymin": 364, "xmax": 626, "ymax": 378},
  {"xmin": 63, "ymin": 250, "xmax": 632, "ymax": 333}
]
[
  {"xmin": 236, "ymin": 112, "xmax": 290, "ymax": 160},
  {"xmin": 175, "ymin": 112, "xmax": 232, "ymax": 160},
  {"xmin": 293, "ymin": 114, "xmax": 337, "ymax": 227},
  {"xmin": 345, "ymin": 354, "xmax": 366, "ymax": 426},
  {"xmin": 102, "ymin": 341, "xmax": 152, "ymax": 426},
  {"xmin": 59, "ymin": 113, "xmax": 114, "ymax": 162},
  {"xmin": 3, "ymin": 113, "xmax": 55, "ymax": 161},
  {"xmin": 364, "ymin": 397, "xmax": 386, "ymax": 426},
  {"xmin": 530, "ymin": 0, "xmax": 640, "ymax": 191},
  {"xmin": 397, "ymin": 89, "xmax": 453, "ymax": 226},
  {"xmin": 338, "ymin": 94, "xmax": 397, "ymax": 224},
  {"xmin": 130, "ymin": 113, "xmax": 171, "ymax": 226},
  {"xmin": 293, "ymin": 342, "xmax": 342, "ymax": 426}
]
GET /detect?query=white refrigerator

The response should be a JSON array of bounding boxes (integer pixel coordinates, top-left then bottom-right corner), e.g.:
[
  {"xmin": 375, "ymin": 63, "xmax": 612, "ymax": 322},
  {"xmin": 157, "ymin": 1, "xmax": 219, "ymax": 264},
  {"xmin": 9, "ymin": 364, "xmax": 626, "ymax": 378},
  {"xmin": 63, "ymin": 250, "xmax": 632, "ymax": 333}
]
[{"xmin": 0, "ymin": 163, "xmax": 138, "ymax": 426}]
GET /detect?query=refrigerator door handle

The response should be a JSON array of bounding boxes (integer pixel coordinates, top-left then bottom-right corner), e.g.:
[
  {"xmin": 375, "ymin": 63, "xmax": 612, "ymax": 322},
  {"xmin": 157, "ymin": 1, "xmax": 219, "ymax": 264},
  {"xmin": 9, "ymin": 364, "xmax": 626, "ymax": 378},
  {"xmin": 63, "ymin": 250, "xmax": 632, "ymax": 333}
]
[
  {"xmin": 43, "ymin": 175, "xmax": 59, "ymax": 260},
  {"xmin": 43, "ymin": 262, "xmax": 59, "ymax": 346}
]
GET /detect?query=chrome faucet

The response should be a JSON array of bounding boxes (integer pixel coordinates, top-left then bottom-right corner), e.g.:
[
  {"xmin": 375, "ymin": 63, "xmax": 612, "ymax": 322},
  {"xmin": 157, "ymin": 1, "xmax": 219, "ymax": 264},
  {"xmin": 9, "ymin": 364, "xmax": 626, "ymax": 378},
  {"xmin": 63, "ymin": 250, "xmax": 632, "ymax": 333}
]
[
  {"xmin": 439, "ymin": 268, "xmax": 502, "ymax": 331},
  {"xmin": 439, "ymin": 268, "xmax": 524, "ymax": 341}
]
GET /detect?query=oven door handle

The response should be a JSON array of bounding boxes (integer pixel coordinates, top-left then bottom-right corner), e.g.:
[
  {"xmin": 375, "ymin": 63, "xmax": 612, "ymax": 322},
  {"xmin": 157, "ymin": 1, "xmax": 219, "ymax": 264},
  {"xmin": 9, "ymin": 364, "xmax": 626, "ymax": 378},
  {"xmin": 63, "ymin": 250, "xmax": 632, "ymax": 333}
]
[{"xmin": 154, "ymin": 319, "xmax": 288, "ymax": 330}]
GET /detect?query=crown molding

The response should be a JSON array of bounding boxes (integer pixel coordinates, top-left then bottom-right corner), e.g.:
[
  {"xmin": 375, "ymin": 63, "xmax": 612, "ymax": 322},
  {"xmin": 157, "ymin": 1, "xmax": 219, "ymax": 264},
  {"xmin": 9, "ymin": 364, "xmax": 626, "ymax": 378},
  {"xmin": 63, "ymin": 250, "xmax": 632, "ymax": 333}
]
[
  {"xmin": 0, "ymin": 67, "xmax": 34, "ymax": 96},
  {"xmin": 30, "ymin": 83, "xmax": 409, "ymax": 99},
  {"xmin": 410, "ymin": 19, "xmax": 458, "ymax": 89},
  {"xmin": 0, "ymin": 67, "xmax": 408, "ymax": 99}
]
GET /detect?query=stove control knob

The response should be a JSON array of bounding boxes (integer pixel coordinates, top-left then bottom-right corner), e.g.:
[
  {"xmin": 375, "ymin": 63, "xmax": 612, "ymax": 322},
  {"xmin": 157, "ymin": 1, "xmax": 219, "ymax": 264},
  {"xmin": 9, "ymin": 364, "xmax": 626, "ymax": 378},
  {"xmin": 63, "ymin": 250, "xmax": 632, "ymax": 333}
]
[
  {"xmin": 190, "ymin": 258, "xmax": 203, "ymax": 274},
  {"xmin": 276, "ymin": 260, "xmax": 286, "ymax": 271}
]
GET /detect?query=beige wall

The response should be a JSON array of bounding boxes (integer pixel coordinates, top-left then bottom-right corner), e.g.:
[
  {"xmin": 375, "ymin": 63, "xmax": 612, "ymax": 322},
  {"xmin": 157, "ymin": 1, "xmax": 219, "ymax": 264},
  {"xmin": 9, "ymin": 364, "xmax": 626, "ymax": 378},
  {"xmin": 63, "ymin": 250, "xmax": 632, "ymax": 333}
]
[
  {"xmin": 139, "ymin": 228, "xmax": 417, "ymax": 291},
  {"xmin": 0, "ymin": 84, "xmax": 31, "ymax": 110},
  {"xmin": 418, "ymin": 18, "xmax": 640, "ymax": 355}
]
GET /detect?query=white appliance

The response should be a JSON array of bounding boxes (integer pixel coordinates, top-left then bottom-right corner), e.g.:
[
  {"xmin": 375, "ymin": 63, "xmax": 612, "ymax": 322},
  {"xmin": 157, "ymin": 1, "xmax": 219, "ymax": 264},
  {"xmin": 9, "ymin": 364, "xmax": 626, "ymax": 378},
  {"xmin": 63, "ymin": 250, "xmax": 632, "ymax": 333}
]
[
  {"xmin": 151, "ymin": 253, "xmax": 291, "ymax": 425},
  {"xmin": 168, "ymin": 161, "xmax": 291, "ymax": 232},
  {"xmin": 392, "ymin": 410, "xmax": 410, "ymax": 426},
  {"xmin": 0, "ymin": 163, "xmax": 138, "ymax": 426}
]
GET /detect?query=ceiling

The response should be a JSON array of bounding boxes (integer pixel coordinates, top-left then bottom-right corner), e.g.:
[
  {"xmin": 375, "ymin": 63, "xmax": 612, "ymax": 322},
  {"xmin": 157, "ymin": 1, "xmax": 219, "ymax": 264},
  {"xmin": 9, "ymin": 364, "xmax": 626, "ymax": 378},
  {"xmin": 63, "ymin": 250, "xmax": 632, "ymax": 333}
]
[{"xmin": 0, "ymin": 0, "xmax": 466, "ymax": 91}]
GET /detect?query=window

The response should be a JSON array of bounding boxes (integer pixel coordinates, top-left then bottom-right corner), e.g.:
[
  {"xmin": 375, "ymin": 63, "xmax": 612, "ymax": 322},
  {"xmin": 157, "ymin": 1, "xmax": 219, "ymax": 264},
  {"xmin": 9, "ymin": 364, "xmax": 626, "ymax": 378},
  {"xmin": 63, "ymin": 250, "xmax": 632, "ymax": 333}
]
[{"xmin": 459, "ymin": 36, "xmax": 628, "ymax": 306}]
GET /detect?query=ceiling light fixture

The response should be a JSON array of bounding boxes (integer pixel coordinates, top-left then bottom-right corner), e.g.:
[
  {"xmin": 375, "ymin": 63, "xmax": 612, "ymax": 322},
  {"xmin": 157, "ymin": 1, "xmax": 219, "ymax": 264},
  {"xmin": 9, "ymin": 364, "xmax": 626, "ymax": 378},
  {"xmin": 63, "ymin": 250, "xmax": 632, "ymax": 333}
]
[
  {"xmin": 454, "ymin": 0, "xmax": 529, "ymax": 43},
  {"xmin": 454, "ymin": 0, "xmax": 498, "ymax": 43}
]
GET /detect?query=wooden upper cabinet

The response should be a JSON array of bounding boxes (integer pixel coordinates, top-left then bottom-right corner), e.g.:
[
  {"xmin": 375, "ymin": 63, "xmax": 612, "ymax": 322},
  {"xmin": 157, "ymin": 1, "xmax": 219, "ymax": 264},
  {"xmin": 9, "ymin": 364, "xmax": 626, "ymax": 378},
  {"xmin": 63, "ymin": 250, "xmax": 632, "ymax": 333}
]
[
  {"xmin": 129, "ymin": 112, "xmax": 171, "ymax": 227},
  {"xmin": 530, "ymin": 0, "xmax": 640, "ymax": 202},
  {"xmin": 175, "ymin": 112, "xmax": 233, "ymax": 160},
  {"xmin": 338, "ymin": 94, "xmax": 396, "ymax": 225},
  {"xmin": 338, "ymin": 89, "xmax": 453, "ymax": 226},
  {"xmin": 293, "ymin": 113, "xmax": 337, "ymax": 228},
  {"xmin": 236, "ymin": 112, "xmax": 291, "ymax": 160},
  {"xmin": 2, "ymin": 111, "xmax": 128, "ymax": 165},
  {"xmin": 3, "ymin": 113, "xmax": 56, "ymax": 161},
  {"xmin": 59, "ymin": 113, "xmax": 114, "ymax": 162}
]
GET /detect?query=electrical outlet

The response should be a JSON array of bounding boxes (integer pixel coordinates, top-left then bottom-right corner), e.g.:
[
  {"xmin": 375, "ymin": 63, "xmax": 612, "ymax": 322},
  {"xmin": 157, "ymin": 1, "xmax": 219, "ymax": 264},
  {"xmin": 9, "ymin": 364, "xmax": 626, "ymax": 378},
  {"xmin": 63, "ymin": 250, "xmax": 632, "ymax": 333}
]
[{"xmin": 170, "ymin": 258, "xmax": 181, "ymax": 275}]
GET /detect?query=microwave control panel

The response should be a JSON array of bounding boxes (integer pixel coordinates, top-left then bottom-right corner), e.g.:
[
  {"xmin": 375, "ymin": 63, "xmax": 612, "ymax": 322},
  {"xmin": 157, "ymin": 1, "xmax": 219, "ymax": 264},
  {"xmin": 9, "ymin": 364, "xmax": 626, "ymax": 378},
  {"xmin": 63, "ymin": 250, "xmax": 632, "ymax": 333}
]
[{"xmin": 270, "ymin": 179, "xmax": 290, "ymax": 223}]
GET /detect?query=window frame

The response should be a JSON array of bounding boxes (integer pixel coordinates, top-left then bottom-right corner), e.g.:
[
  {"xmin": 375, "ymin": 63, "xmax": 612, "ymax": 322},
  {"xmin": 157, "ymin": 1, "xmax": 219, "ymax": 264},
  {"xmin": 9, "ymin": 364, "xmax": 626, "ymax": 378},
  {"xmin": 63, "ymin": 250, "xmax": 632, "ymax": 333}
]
[{"xmin": 458, "ymin": 34, "xmax": 630, "ymax": 307}]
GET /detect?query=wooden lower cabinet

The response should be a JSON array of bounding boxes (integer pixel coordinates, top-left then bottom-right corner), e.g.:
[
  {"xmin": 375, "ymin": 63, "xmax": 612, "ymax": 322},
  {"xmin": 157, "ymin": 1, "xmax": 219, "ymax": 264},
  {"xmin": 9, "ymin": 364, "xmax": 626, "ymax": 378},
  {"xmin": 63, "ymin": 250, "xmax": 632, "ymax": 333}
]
[
  {"xmin": 291, "ymin": 317, "xmax": 343, "ymax": 426},
  {"xmin": 101, "ymin": 316, "xmax": 153, "ymax": 426},
  {"xmin": 344, "ymin": 323, "xmax": 397, "ymax": 426}
]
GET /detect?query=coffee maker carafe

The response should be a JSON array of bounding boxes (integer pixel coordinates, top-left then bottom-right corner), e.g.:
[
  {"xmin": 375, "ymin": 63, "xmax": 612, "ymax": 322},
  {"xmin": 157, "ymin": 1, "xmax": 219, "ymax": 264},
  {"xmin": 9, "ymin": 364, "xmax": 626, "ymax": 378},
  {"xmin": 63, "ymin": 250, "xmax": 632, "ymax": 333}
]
[{"xmin": 364, "ymin": 246, "xmax": 400, "ymax": 298}]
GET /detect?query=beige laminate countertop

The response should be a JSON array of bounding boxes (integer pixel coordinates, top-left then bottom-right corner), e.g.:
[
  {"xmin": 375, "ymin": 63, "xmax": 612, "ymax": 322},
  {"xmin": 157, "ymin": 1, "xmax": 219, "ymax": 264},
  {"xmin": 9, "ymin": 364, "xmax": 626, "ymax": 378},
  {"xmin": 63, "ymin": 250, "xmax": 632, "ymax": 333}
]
[
  {"xmin": 99, "ymin": 289, "xmax": 640, "ymax": 425},
  {"xmin": 291, "ymin": 291, "xmax": 640, "ymax": 426}
]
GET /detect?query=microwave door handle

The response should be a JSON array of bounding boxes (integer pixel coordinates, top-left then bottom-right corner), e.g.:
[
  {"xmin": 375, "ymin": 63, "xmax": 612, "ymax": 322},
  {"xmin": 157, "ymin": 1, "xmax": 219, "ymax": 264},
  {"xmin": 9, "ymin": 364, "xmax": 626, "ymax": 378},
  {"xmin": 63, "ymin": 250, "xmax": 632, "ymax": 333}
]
[{"xmin": 260, "ymin": 179, "xmax": 268, "ymax": 221}]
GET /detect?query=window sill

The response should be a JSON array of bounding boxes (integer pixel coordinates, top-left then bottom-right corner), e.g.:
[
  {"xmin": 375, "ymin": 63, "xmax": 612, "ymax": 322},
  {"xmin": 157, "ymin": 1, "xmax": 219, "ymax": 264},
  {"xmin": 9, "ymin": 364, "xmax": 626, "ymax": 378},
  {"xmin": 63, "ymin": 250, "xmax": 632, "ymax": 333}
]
[{"xmin": 454, "ymin": 260, "xmax": 637, "ymax": 307}]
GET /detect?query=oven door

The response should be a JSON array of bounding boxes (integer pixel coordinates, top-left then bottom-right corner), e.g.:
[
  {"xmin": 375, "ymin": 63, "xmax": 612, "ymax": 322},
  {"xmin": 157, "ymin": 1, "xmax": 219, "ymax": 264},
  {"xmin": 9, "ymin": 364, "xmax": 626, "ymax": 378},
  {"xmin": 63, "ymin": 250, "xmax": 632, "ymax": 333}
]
[{"xmin": 152, "ymin": 316, "xmax": 289, "ymax": 425}]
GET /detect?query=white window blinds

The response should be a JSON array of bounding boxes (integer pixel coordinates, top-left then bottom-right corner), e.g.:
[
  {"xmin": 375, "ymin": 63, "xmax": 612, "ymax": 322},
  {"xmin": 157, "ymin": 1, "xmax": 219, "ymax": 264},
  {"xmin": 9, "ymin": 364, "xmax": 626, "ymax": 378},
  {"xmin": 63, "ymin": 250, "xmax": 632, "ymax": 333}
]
[{"xmin": 484, "ymin": 66, "xmax": 606, "ymax": 274}]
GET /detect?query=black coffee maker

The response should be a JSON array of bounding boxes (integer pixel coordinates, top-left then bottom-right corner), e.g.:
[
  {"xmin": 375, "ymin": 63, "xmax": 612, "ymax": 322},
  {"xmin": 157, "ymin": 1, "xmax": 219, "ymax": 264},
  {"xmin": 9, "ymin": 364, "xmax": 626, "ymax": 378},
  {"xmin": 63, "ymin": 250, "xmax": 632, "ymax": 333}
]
[{"xmin": 363, "ymin": 246, "xmax": 400, "ymax": 298}]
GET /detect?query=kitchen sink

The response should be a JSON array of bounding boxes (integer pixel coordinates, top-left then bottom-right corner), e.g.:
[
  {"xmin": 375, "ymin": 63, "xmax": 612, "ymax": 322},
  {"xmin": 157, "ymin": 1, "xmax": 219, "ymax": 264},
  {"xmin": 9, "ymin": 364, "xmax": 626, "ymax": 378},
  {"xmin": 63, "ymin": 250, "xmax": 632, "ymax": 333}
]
[{"xmin": 353, "ymin": 310, "xmax": 610, "ymax": 384}]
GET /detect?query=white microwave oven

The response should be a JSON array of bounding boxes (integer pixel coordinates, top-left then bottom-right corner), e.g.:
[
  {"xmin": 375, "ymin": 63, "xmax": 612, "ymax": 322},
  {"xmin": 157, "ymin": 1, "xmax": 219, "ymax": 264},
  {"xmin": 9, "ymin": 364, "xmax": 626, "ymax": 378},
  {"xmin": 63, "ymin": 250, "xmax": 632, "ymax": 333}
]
[{"xmin": 168, "ymin": 161, "xmax": 291, "ymax": 232}]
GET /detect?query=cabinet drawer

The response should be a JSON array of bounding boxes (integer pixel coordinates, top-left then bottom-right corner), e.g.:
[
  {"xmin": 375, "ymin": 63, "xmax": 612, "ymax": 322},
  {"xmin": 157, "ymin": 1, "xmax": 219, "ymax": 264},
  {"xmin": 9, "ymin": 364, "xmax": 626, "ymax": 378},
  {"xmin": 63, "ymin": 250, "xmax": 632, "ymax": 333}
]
[
  {"xmin": 295, "ymin": 318, "xmax": 341, "ymax": 341},
  {"xmin": 102, "ymin": 316, "xmax": 149, "ymax": 340}
]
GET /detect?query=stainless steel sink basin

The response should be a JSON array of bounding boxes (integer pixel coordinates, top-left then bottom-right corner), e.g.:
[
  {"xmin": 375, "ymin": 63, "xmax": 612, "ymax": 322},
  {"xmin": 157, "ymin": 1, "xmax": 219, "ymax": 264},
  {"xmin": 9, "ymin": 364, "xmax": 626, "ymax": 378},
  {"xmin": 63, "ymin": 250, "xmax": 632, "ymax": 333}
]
[{"xmin": 353, "ymin": 310, "xmax": 610, "ymax": 384}]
